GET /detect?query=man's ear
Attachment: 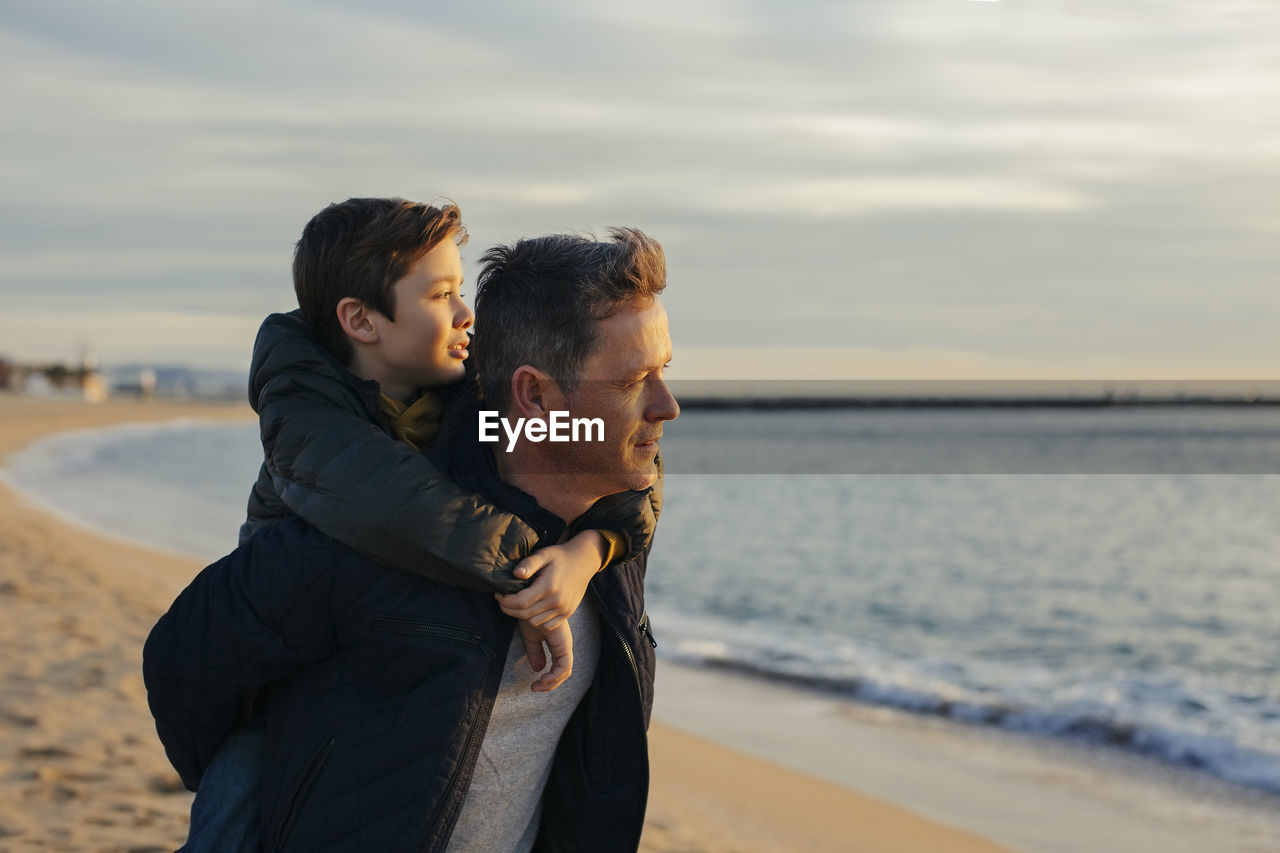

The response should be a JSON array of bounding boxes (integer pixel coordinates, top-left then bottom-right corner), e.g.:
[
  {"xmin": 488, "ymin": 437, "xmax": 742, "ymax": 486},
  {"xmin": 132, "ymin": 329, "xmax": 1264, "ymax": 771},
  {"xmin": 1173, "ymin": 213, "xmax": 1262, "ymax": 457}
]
[
  {"xmin": 336, "ymin": 298, "xmax": 380, "ymax": 345},
  {"xmin": 509, "ymin": 365, "xmax": 565, "ymax": 418}
]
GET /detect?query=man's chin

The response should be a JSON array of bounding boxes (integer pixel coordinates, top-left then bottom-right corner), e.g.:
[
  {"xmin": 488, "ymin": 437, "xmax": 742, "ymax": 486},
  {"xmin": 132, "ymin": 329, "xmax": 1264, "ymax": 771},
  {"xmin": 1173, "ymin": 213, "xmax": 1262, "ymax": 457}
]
[
  {"xmin": 627, "ymin": 471, "xmax": 658, "ymax": 492},
  {"xmin": 622, "ymin": 457, "xmax": 660, "ymax": 491}
]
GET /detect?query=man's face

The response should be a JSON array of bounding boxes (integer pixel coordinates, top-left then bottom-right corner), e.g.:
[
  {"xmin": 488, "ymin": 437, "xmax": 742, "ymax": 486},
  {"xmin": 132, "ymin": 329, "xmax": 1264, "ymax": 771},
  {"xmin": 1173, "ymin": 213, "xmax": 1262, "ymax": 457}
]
[
  {"xmin": 371, "ymin": 239, "xmax": 473, "ymax": 399},
  {"xmin": 556, "ymin": 297, "xmax": 679, "ymax": 493}
]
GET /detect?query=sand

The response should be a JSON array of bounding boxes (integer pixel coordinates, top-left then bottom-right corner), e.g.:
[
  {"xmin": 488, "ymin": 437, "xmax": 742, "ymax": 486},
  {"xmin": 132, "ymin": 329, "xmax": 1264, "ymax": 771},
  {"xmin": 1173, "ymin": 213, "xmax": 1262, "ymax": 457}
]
[
  {"xmin": 0, "ymin": 395, "xmax": 1017, "ymax": 852},
  {"xmin": 0, "ymin": 397, "xmax": 255, "ymax": 850}
]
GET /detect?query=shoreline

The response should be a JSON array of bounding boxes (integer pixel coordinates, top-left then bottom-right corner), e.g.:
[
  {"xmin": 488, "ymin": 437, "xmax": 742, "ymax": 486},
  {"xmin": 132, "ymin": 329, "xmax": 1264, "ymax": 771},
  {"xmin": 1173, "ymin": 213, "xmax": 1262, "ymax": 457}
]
[
  {"xmin": 654, "ymin": 661, "xmax": 1280, "ymax": 853},
  {"xmin": 1, "ymin": 414, "xmax": 264, "ymax": 565},
  {"xmin": 3, "ymin": 396, "xmax": 1277, "ymax": 851}
]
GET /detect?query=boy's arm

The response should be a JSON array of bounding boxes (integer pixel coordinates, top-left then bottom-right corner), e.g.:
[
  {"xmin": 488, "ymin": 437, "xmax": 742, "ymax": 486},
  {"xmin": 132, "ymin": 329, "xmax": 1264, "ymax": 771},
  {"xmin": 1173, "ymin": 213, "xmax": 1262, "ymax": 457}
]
[
  {"xmin": 143, "ymin": 519, "xmax": 343, "ymax": 790},
  {"xmin": 496, "ymin": 452, "xmax": 665, "ymax": 643},
  {"xmin": 246, "ymin": 312, "xmax": 537, "ymax": 594}
]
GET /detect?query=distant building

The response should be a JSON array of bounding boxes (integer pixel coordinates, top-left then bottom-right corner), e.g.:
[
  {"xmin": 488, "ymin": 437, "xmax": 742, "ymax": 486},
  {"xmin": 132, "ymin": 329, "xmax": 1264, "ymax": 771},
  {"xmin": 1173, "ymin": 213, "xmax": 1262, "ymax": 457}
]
[
  {"xmin": 2, "ymin": 357, "xmax": 246, "ymax": 400},
  {"xmin": 139, "ymin": 368, "xmax": 157, "ymax": 398},
  {"xmin": 80, "ymin": 350, "xmax": 108, "ymax": 402}
]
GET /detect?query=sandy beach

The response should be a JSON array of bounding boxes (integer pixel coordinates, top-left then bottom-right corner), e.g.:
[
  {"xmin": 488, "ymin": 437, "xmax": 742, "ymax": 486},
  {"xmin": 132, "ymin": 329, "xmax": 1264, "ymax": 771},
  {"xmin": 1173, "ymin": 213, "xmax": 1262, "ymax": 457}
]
[
  {"xmin": 0, "ymin": 398, "xmax": 255, "ymax": 850},
  {"xmin": 0, "ymin": 395, "xmax": 1031, "ymax": 852}
]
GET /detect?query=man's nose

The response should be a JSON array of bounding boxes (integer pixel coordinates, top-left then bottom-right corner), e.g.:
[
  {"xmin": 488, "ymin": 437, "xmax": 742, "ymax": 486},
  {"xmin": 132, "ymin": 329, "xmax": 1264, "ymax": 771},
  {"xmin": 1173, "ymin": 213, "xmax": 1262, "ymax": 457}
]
[{"xmin": 648, "ymin": 377, "xmax": 680, "ymax": 422}]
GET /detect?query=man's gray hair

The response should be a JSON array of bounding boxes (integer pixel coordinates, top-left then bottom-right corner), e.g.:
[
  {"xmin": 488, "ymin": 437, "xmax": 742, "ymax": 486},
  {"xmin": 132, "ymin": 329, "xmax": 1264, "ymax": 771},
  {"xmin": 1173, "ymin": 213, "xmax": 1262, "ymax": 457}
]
[{"xmin": 472, "ymin": 228, "xmax": 666, "ymax": 411}]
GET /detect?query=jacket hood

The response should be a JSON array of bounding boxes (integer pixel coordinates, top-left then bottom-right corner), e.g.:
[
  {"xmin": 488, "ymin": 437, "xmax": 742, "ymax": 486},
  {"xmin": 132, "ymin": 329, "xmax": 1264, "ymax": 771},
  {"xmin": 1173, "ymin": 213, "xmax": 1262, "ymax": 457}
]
[{"xmin": 247, "ymin": 310, "xmax": 372, "ymax": 414}]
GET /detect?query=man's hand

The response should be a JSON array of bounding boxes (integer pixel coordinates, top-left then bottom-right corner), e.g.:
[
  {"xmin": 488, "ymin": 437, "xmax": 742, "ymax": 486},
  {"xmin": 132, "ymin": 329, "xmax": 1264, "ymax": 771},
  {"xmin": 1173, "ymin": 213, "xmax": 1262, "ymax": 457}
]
[
  {"xmin": 518, "ymin": 619, "xmax": 574, "ymax": 693},
  {"xmin": 497, "ymin": 530, "xmax": 607, "ymax": 632}
]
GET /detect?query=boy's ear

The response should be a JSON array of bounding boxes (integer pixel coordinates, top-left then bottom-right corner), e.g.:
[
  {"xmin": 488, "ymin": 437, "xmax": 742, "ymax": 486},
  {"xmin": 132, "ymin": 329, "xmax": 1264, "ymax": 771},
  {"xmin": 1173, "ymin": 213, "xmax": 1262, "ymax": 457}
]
[
  {"xmin": 336, "ymin": 298, "xmax": 379, "ymax": 345},
  {"xmin": 508, "ymin": 365, "xmax": 565, "ymax": 418}
]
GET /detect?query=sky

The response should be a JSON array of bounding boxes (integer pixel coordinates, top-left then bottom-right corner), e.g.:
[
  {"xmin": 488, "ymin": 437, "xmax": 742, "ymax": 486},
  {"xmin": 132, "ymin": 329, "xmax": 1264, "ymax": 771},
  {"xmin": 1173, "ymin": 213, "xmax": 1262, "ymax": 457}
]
[{"xmin": 1, "ymin": 0, "xmax": 1277, "ymax": 380}]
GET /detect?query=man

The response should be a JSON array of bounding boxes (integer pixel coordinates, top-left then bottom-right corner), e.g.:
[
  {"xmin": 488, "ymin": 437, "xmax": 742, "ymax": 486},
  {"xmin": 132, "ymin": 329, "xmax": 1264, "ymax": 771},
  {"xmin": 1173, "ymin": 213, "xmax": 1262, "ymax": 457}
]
[{"xmin": 144, "ymin": 228, "xmax": 678, "ymax": 852}]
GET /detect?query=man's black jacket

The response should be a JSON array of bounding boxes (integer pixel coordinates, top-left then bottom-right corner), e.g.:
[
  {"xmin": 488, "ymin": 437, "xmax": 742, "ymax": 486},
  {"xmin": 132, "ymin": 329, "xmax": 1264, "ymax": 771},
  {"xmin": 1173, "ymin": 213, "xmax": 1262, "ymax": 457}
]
[
  {"xmin": 144, "ymin": 424, "xmax": 657, "ymax": 851},
  {"xmin": 145, "ymin": 517, "xmax": 655, "ymax": 852}
]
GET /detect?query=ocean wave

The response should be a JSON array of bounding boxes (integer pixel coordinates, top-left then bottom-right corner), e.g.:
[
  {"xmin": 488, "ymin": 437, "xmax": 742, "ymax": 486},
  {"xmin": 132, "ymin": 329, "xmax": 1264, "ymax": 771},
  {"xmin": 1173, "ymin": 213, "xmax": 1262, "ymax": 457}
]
[{"xmin": 658, "ymin": 615, "xmax": 1280, "ymax": 795}]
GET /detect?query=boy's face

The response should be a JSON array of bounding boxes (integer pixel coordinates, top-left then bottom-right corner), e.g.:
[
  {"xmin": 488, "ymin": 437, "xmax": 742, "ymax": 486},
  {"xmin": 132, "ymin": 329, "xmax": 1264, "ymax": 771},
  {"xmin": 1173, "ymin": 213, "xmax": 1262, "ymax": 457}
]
[{"xmin": 369, "ymin": 239, "xmax": 473, "ymax": 400}]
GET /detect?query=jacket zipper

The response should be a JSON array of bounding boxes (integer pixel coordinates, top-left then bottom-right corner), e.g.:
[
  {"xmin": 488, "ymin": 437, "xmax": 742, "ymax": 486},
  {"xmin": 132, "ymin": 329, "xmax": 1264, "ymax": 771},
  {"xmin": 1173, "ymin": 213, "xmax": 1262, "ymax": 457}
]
[
  {"xmin": 274, "ymin": 736, "xmax": 335, "ymax": 851},
  {"xmin": 638, "ymin": 612, "xmax": 657, "ymax": 649},
  {"xmin": 587, "ymin": 588, "xmax": 650, "ymax": 852},
  {"xmin": 371, "ymin": 616, "xmax": 488, "ymax": 649},
  {"xmin": 591, "ymin": 587, "xmax": 642, "ymax": 694}
]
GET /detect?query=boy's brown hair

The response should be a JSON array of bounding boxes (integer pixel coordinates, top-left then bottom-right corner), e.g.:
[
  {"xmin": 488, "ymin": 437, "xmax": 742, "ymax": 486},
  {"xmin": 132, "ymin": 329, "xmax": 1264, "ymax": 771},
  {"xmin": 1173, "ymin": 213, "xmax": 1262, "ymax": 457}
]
[{"xmin": 293, "ymin": 197, "xmax": 468, "ymax": 364}]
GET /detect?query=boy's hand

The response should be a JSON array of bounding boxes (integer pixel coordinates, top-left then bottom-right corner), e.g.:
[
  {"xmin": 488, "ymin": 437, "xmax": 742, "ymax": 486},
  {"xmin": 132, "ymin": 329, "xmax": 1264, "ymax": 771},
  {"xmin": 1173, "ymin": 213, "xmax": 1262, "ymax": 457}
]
[
  {"xmin": 497, "ymin": 531, "xmax": 608, "ymax": 632},
  {"xmin": 518, "ymin": 618, "xmax": 574, "ymax": 693}
]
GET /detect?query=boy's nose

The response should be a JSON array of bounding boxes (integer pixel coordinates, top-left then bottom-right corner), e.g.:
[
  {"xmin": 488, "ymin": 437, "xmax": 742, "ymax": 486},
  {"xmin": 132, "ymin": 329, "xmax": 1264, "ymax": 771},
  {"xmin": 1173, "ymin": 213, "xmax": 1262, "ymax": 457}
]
[{"xmin": 456, "ymin": 300, "xmax": 474, "ymax": 329}]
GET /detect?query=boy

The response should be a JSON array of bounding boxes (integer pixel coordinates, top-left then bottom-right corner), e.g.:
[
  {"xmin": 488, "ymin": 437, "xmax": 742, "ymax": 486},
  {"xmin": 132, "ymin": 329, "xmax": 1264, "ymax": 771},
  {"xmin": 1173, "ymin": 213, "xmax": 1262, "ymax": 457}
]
[{"xmin": 161, "ymin": 198, "xmax": 657, "ymax": 851}]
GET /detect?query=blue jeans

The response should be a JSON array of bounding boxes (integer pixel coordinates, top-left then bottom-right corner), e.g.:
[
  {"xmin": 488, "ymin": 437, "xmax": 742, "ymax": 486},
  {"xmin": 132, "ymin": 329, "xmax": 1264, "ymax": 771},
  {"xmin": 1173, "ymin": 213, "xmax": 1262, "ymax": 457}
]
[{"xmin": 179, "ymin": 722, "xmax": 265, "ymax": 853}]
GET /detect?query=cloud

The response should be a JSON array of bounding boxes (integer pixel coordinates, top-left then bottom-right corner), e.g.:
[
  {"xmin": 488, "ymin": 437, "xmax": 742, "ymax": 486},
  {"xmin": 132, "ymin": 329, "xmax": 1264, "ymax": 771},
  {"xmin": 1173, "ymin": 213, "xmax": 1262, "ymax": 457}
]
[
  {"xmin": 0, "ymin": 249, "xmax": 280, "ymax": 283},
  {"xmin": 670, "ymin": 345, "xmax": 1280, "ymax": 381},
  {"xmin": 670, "ymin": 345, "xmax": 999, "ymax": 380},
  {"xmin": 1, "ymin": 0, "xmax": 1276, "ymax": 373},
  {"xmin": 0, "ymin": 308, "xmax": 262, "ymax": 369},
  {"xmin": 697, "ymin": 175, "xmax": 1092, "ymax": 217}
]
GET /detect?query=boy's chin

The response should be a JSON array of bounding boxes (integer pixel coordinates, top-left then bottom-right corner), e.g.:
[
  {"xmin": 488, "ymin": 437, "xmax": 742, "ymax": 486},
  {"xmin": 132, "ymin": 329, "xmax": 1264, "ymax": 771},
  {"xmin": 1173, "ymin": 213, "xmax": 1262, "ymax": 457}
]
[{"xmin": 420, "ymin": 365, "xmax": 467, "ymax": 386}]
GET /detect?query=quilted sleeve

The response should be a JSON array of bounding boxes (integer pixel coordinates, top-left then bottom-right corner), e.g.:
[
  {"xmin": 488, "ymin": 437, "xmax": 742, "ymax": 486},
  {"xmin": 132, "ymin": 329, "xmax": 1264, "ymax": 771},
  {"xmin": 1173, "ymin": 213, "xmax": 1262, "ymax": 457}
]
[{"xmin": 142, "ymin": 520, "xmax": 342, "ymax": 790}]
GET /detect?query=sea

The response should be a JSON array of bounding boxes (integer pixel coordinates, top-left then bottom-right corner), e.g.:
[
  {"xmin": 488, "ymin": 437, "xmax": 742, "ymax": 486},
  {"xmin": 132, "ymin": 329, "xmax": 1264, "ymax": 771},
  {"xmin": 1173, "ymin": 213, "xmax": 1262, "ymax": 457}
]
[{"xmin": 6, "ymin": 405, "xmax": 1280, "ymax": 799}]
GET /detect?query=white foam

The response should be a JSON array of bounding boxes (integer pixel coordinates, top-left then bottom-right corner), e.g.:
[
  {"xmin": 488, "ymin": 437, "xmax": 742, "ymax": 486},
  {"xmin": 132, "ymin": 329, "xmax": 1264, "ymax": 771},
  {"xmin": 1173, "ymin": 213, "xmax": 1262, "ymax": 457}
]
[{"xmin": 654, "ymin": 660, "xmax": 1280, "ymax": 853}]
